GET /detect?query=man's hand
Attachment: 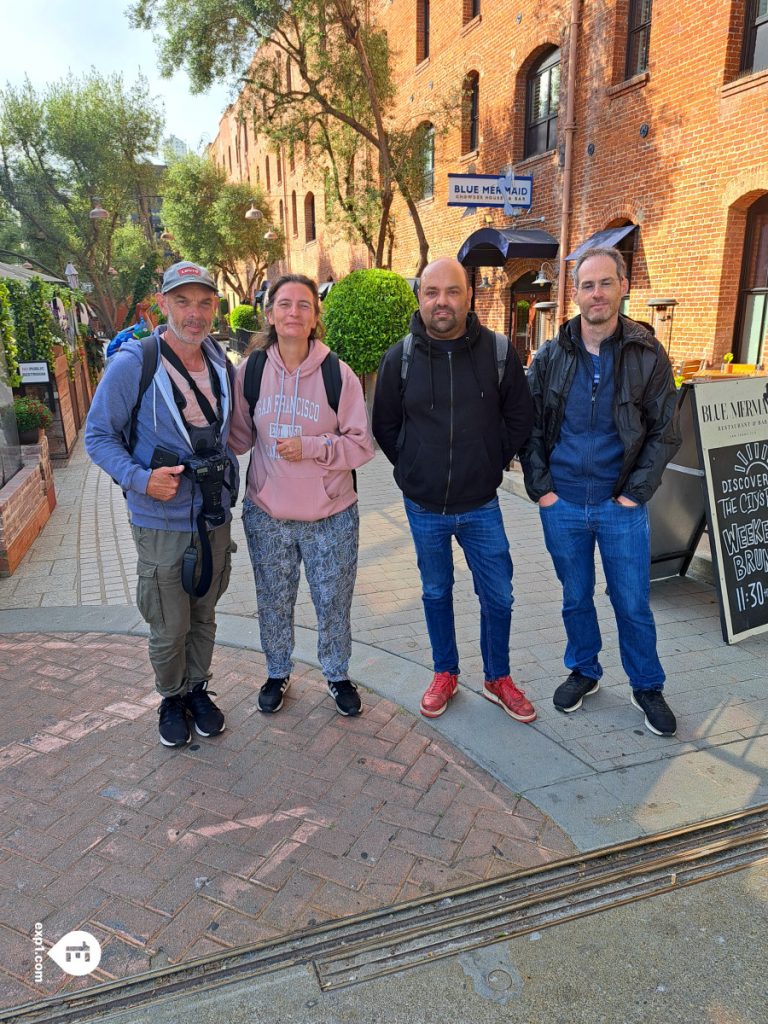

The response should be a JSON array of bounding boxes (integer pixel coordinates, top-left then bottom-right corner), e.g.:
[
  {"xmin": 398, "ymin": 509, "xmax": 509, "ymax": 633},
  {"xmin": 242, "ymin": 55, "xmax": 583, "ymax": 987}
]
[
  {"xmin": 615, "ymin": 495, "xmax": 639, "ymax": 507},
  {"xmin": 276, "ymin": 436, "xmax": 303, "ymax": 462},
  {"xmin": 147, "ymin": 465, "xmax": 184, "ymax": 501},
  {"xmin": 538, "ymin": 491, "xmax": 559, "ymax": 507}
]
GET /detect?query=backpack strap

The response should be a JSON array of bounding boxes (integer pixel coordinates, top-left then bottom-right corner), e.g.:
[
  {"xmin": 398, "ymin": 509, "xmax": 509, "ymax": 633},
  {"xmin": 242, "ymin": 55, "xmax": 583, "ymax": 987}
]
[
  {"xmin": 126, "ymin": 336, "xmax": 159, "ymax": 453},
  {"xmin": 493, "ymin": 331, "xmax": 509, "ymax": 387},
  {"xmin": 243, "ymin": 349, "xmax": 268, "ymax": 420},
  {"xmin": 400, "ymin": 333, "xmax": 414, "ymax": 394},
  {"xmin": 320, "ymin": 350, "xmax": 342, "ymax": 414}
]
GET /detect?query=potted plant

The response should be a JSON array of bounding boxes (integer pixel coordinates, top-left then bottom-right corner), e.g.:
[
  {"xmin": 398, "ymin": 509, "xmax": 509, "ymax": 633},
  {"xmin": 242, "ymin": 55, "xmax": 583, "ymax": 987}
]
[{"xmin": 13, "ymin": 395, "xmax": 53, "ymax": 445}]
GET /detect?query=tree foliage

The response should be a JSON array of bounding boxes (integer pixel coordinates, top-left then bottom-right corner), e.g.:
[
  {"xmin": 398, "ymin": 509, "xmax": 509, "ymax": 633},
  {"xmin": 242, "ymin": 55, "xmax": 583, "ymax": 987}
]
[
  {"xmin": 0, "ymin": 72, "xmax": 164, "ymax": 334},
  {"xmin": 129, "ymin": 0, "xmax": 454, "ymax": 273},
  {"xmin": 323, "ymin": 269, "xmax": 417, "ymax": 375},
  {"xmin": 161, "ymin": 153, "xmax": 284, "ymax": 303}
]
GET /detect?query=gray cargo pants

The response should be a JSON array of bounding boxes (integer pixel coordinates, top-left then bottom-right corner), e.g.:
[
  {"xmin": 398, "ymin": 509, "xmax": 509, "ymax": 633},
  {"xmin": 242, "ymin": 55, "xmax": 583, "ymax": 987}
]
[{"xmin": 132, "ymin": 522, "xmax": 235, "ymax": 697}]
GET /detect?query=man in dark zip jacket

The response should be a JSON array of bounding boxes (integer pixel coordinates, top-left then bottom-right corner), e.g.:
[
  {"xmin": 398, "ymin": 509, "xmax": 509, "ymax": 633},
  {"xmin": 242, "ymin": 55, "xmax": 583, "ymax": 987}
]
[
  {"xmin": 521, "ymin": 247, "xmax": 681, "ymax": 736},
  {"xmin": 372, "ymin": 257, "xmax": 535, "ymax": 723}
]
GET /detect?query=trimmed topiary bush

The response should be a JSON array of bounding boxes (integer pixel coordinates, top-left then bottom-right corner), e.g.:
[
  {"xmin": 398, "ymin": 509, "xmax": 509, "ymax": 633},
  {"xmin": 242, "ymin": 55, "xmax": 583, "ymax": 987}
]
[
  {"xmin": 229, "ymin": 304, "xmax": 260, "ymax": 332},
  {"xmin": 323, "ymin": 269, "xmax": 418, "ymax": 376}
]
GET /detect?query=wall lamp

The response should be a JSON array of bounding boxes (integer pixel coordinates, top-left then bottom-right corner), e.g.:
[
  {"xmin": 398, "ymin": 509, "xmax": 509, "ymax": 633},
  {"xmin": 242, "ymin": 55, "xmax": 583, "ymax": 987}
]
[
  {"xmin": 647, "ymin": 298, "xmax": 678, "ymax": 353},
  {"xmin": 533, "ymin": 262, "xmax": 558, "ymax": 287}
]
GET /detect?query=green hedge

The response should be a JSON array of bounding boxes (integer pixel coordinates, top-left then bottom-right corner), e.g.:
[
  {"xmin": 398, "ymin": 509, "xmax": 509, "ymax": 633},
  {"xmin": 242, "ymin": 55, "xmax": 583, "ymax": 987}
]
[{"xmin": 323, "ymin": 270, "xmax": 418, "ymax": 376}]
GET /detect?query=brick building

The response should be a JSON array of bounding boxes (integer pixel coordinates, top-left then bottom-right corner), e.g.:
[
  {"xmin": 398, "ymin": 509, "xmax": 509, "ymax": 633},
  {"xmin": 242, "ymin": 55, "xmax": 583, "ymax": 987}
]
[{"xmin": 210, "ymin": 1, "xmax": 768, "ymax": 367}]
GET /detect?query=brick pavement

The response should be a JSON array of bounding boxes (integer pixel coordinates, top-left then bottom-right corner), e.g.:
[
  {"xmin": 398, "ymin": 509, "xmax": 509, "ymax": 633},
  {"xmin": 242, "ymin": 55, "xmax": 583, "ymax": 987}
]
[{"xmin": 0, "ymin": 633, "xmax": 573, "ymax": 1010}]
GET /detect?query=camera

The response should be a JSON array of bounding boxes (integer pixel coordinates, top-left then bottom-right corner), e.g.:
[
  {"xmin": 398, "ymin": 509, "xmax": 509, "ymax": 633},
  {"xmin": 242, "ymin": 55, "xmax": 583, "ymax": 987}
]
[{"xmin": 183, "ymin": 447, "xmax": 228, "ymax": 527}]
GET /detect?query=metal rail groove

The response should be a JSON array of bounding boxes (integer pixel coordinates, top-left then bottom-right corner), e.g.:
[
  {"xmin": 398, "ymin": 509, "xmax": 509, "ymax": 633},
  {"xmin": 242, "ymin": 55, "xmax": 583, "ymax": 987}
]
[{"xmin": 7, "ymin": 803, "xmax": 768, "ymax": 1023}]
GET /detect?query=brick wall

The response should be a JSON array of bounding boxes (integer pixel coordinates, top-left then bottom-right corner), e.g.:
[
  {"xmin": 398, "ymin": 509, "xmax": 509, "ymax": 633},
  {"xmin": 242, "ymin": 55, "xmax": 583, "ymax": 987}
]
[
  {"xmin": 212, "ymin": 1, "xmax": 768, "ymax": 365},
  {"xmin": 0, "ymin": 434, "xmax": 56, "ymax": 577}
]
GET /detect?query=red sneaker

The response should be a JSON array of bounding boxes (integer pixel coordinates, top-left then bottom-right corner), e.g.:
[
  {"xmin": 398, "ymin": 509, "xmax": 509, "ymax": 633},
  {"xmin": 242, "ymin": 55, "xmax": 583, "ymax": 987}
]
[
  {"xmin": 420, "ymin": 671, "xmax": 459, "ymax": 718},
  {"xmin": 483, "ymin": 676, "xmax": 537, "ymax": 723}
]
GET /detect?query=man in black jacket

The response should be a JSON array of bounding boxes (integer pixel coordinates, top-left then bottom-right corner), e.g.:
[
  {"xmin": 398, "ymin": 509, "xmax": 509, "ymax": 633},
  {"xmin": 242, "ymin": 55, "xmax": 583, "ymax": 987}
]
[
  {"xmin": 372, "ymin": 257, "xmax": 535, "ymax": 723},
  {"xmin": 521, "ymin": 247, "xmax": 681, "ymax": 736}
]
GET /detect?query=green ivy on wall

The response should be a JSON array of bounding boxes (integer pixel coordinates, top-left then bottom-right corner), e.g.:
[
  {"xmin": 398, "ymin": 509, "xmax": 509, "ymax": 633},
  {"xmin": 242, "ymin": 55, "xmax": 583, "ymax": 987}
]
[{"xmin": 0, "ymin": 280, "xmax": 20, "ymax": 387}]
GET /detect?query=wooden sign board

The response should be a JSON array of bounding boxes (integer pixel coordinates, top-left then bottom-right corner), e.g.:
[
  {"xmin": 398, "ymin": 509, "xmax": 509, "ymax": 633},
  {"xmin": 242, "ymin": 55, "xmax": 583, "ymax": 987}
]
[{"xmin": 691, "ymin": 377, "xmax": 768, "ymax": 643}]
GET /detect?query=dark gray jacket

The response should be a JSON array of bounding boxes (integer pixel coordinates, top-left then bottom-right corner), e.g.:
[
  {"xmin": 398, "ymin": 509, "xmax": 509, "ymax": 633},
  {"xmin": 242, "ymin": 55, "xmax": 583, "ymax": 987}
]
[{"xmin": 520, "ymin": 315, "xmax": 681, "ymax": 505}]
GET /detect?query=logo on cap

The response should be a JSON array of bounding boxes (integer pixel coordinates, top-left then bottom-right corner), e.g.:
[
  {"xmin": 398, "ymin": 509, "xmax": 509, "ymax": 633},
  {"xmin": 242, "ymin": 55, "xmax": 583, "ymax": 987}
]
[{"xmin": 178, "ymin": 267, "xmax": 202, "ymax": 277}]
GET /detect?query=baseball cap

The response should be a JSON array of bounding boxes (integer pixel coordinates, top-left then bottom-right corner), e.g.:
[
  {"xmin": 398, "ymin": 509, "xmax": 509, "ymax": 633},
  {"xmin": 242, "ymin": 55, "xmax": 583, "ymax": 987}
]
[{"xmin": 160, "ymin": 261, "xmax": 217, "ymax": 294}]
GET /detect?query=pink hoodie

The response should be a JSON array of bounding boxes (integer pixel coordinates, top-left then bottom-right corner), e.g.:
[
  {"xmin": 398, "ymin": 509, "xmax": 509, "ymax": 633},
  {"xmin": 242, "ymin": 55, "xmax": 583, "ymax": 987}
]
[{"xmin": 229, "ymin": 340, "xmax": 374, "ymax": 521}]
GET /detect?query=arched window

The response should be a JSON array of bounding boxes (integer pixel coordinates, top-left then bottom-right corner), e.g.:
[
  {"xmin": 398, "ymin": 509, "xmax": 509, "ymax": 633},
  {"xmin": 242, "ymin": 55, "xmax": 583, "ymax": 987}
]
[
  {"xmin": 417, "ymin": 122, "xmax": 435, "ymax": 200},
  {"xmin": 734, "ymin": 193, "xmax": 768, "ymax": 364},
  {"xmin": 525, "ymin": 49, "xmax": 560, "ymax": 158},
  {"xmin": 265, "ymin": 156, "xmax": 271, "ymax": 193},
  {"xmin": 462, "ymin": 71, "xmax": 480, "ymax": 154},
  {"xmin": 279, "ymin": 199, "xmax": 284, "ymax": 230},
  {"xmin": 626, "ymin": 0, "xmax": 653, "ymax": 78},
  {"xmin": 742, "ymin": 0, "xmax": 768, "ymax": 75},
  {"xmin": 277, "ymin": 147, "xmax": 282, "ymax": 185},
  {"xmin": 305, "ymin": 192, "xmax": 316, "ymax": 242},
  {"xmin": 291, "ymin": 191, "xmax": 298, "ymax": 237}
]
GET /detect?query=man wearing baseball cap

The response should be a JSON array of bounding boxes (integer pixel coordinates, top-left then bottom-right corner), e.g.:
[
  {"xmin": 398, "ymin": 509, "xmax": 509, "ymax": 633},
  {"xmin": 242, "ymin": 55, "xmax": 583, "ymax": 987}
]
[{"xmin": 86, "ymin": 262, "xmax": 240, "ymax": 748}]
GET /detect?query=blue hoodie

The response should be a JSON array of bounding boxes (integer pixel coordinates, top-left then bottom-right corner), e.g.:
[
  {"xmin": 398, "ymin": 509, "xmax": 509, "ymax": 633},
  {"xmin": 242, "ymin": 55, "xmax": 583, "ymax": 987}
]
[{"xmin": 85, "ymin": 326, "xmax": 239, "ymax": 531}]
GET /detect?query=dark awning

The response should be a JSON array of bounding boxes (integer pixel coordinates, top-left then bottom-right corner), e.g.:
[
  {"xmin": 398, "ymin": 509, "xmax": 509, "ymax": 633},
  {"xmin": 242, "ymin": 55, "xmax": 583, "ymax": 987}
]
[
  {"xmin": 404, "ymin": 277, "xmax": 420, "ymax": 296},
  {"xmin": 566, "ymin": 224, "xmax": 637, "ymax": 261},
  {"xmin": 457, "ymin": 228, "xmax": 559, "ymax": 268},
  {"xmin": 318, "ymin": 281, "xmax": 335, "ymax": 300}
]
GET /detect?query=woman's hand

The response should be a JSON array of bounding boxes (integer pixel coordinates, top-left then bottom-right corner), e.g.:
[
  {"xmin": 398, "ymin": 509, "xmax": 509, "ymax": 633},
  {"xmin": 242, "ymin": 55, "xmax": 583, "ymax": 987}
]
[{"xmin": 276, "ymin": 436, "xmax": 303, "ymax": 462}]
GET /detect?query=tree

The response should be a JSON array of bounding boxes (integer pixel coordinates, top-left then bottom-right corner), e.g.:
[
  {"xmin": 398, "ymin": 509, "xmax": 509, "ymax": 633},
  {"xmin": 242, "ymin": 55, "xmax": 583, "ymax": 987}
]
[
  {"xmin": 161, "ymin": 153, "xmax": 283, "ymax": 303},
  {"xmin": 0, "ymin": 72, "xmax": 164, "ymax": 334},
  {"xmin": 129, "ymin": 0, "xmax": 454, "ymax": 274},
  {"xmin": 323, "ymin": 269, "xmax": 417, "ymax": 375}
]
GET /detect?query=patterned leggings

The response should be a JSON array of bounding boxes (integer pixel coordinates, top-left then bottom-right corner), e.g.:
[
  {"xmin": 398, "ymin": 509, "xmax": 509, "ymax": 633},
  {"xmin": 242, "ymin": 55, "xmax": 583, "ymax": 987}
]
[{"xmin": 242, "ymin": 499, "xmax": 359, "ymax": 681}]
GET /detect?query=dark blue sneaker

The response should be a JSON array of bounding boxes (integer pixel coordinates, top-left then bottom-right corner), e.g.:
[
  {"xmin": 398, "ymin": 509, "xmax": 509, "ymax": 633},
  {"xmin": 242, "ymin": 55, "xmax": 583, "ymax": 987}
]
[
  {"xmin": 553, "ymin": 671, "xmax": 600, "ymax": 712},
  {"xmin": 158, "ymin": 695, "xmax": 191, "ymax": 747},
  {"xmin": 184, "ymin": 682, "xmax": 225, "ymax": 737},
  {"xmin": 631, "ymin": 689, "xmax": 677, "ymax": 736}
]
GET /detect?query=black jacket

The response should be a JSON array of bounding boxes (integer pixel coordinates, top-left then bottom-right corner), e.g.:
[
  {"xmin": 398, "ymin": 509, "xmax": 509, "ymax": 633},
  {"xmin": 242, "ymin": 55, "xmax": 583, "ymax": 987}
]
[
  {"xmin": 372, "ymin": 311, "xmax": 533, "ymax": 514},
  {"xmin": 520, "ymin": 315, "xmax": 681, "ymax": 504}
]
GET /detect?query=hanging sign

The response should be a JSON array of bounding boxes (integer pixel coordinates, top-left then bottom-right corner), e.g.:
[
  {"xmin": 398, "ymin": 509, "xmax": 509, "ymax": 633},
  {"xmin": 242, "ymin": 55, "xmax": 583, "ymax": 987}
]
[
  {"xmin": 447, "ymin": 173, "xmax": 532, "ymax": 211},
  {"xmin": 691, "ymin": 377, "xmax": 768, "ymax": 643},
  {"xmin": 19, "ymin": 361, "xmax": 50, "ymax": 384}
]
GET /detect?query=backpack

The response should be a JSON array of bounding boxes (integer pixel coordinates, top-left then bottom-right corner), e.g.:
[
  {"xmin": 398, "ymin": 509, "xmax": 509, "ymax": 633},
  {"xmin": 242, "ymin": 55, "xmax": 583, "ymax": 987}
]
[
  {"xmin": 400, "ymin": 330, "xmax": 509, "ymax": 393},
  {"xmin": 125, "ymin": 335, "xmax": 237, "ymax": 454},
  {"xmin": 242, "ymin": 347, "xmax": 356, "ymax": 491}
]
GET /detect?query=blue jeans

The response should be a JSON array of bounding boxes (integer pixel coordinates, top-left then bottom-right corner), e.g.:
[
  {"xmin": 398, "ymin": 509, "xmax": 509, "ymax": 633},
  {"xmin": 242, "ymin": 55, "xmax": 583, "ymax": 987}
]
[
  {"xmin": 404, "ymin": 497, "xmax": 513, "ymax": 680},
  {"xmin": 539, "ymin": 497, "xmax": 665, "ymax": 691}
]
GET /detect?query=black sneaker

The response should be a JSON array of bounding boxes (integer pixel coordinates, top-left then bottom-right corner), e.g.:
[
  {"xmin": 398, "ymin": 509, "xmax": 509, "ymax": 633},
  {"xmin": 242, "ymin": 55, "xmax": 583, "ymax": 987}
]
[
  {"xmin": 158, "ymin": 695, "xmax": 191, "ymax": 747},
  {"xmin": 184, "ymin": 682, "xmax": 226, "ymax": 737},
  {"xmin": 553, "ymin": 671, "xmax": 600, "ymax": 712},
  {"xmin": 258, "ymin": 677, "xmax": 290, "ymax": 713},
  {"xmin": 327, "ymin": 679, "xmax": 362, "ymax": 716},
  {"xmin": 631, "ymin": 689, "xmax": 677, "ymax": 736}
]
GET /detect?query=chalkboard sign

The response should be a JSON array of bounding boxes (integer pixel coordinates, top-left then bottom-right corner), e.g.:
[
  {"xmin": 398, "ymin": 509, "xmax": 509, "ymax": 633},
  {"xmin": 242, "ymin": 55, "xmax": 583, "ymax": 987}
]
[{"xmin": 692, "ymin": 377, "xmax": 768, "ymax": 643}]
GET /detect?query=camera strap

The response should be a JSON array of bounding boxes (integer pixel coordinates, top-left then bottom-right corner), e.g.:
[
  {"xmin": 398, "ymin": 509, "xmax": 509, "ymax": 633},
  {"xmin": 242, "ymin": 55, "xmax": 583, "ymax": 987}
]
[
  {"xmin": 181, "ymin": 506, "xmax": 215, "ymax": 598},
  {"xmin": 160, "ymin": 340, "xmax": 221, "ymax": 427}
]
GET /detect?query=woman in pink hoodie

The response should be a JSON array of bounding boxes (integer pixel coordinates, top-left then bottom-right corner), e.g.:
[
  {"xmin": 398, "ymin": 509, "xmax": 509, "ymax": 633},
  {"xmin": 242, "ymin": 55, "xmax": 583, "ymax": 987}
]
[{"xmin": 229, "ymin": 274, "xmax": 374, "ymax": 716}]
